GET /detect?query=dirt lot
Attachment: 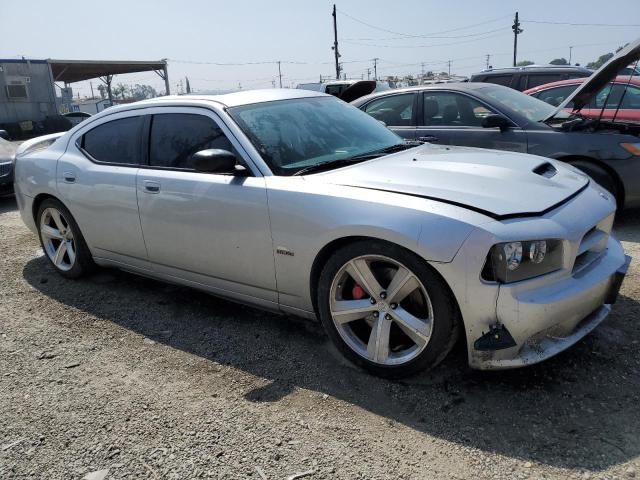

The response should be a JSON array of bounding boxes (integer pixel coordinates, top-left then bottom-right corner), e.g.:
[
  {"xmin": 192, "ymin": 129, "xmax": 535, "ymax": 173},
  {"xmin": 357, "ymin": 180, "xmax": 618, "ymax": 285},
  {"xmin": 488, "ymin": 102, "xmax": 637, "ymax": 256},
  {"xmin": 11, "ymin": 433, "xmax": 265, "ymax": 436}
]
[{"xmin": 0, "ymin": 197, "xmax": 639, "ymax": 480}]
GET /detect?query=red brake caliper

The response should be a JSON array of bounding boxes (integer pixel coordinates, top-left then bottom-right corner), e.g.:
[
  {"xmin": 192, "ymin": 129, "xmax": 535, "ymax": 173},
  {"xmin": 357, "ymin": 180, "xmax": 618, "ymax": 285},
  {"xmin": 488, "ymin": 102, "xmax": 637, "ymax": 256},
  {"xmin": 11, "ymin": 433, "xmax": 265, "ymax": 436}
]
[{"xmin": 351, "ymin": 284, "xmax": 366, "ymax": 300}]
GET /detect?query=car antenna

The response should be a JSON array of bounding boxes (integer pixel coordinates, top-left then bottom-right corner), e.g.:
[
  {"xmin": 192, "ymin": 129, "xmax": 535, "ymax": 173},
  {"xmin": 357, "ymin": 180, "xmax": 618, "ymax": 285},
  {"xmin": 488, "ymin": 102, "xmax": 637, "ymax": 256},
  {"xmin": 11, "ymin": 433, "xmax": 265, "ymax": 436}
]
[{"xmin": 610, "ymin": 59, "xmax": 639, "ymax": 125}]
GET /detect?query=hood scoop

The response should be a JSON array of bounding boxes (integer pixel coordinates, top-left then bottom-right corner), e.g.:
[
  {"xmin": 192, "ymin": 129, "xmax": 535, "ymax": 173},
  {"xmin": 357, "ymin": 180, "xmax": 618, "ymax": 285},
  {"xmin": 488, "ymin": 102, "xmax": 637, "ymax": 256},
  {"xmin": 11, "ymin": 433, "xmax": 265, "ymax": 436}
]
[{"xmin": 532, "ymin": 162, "xmax": 557, "ymax": 178}]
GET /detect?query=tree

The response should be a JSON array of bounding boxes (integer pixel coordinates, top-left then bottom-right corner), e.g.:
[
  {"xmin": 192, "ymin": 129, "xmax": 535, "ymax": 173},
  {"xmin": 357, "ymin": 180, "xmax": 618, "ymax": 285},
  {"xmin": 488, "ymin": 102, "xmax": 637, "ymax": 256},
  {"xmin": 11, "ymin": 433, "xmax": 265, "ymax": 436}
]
[
  {"xmin": 516, "ymin": 60, "xmax": 534, "ymax": 67},
  {"xmin": 97, "ymin": 84, "xmax": 106, "ymax": 99},
  {"xmin": 130, "ymin": 84, "xmax": 158, "ymax": 100},
  {"xmin": 550, "ymin": 58, "xmax": 569, "ymax": 65},
  {"xmin": 587, "ymin": 52, "xmax": 614, "ymax": 70},
  {"xmin": 112, "ymin": 83, "xmax": 129, "ymax": 100}
]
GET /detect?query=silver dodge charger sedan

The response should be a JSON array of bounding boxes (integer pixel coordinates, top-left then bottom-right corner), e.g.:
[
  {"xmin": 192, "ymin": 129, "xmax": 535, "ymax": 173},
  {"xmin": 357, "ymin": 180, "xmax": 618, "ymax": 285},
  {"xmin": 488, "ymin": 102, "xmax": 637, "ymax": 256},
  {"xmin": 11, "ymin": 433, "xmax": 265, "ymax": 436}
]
[{"xmin": 14, "ymin": 89, "xmax": 631, "ymax": 377}]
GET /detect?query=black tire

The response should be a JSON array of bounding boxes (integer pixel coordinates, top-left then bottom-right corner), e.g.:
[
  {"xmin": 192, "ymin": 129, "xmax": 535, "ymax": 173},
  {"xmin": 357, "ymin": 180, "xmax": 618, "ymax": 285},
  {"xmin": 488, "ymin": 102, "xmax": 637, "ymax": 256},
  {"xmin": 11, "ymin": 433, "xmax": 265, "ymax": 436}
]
[
  {"xmin": 317, "ymin": 240, "xmax": 459, "ymax": 378},
  {"xmin": 36, "ymin": 198, "xmax": 94, "ymax": 279}
]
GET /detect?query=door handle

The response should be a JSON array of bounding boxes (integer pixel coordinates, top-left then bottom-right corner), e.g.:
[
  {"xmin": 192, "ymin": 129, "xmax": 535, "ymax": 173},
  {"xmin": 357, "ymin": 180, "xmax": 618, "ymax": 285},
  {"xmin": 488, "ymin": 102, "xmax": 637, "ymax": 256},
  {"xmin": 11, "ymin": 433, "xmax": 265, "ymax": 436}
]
[
  {"xmin": 63, "ymin": 171, "xmax": 76, "ymax": 183},
  {"xmin": 143, "ymin": 180, "xmax": 161, "ymax": 194},
  {"xmin": 418, "ymin": 135, "xmax": 438, "ymax": 142}
]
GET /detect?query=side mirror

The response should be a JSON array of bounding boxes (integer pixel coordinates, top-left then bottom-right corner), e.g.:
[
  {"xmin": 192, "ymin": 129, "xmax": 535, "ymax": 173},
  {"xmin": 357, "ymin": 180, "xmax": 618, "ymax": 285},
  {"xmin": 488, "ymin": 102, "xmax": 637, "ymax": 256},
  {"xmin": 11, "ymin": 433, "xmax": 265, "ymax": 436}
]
[
  {"xmin": 0, "ymin": 129, "xmax": 9, "ymax": 141},
  {"xmin": 191, "ymin": 149, "xmax": 245, "ymax": 174},
  {"xmin": 481, "ymin": 114, "xmax": 510, "ymax": 131}
]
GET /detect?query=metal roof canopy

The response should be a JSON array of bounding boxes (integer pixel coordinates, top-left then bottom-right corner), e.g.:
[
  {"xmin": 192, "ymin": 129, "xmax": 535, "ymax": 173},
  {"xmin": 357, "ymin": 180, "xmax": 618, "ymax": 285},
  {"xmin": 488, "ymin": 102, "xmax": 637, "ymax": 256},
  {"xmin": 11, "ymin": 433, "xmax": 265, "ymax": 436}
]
[{"xmin": 48, "ymin": 59, "xmax": 167, "ymax": 83}]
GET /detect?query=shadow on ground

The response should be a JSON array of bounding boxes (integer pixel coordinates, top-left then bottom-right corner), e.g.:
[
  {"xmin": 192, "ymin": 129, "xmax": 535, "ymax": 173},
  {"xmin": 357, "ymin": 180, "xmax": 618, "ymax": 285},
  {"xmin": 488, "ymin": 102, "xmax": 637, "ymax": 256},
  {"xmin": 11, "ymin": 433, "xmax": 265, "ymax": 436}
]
[
  {"xmin": 22, "ymin": 256, "xmax": 640, "ymax": 472},
  {"xmin": 615, "ymin": 208, "xmax": 640, "ymax": 243},
  {"xmin": 0, "ymin": 196, "xmax": 17, "ymax": 214}
]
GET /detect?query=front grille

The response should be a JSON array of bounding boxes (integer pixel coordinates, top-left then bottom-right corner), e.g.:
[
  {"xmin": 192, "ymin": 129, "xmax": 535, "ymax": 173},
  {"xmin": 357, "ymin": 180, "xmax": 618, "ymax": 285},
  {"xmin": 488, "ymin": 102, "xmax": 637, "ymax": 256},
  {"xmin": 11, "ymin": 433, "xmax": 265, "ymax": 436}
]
[
  {"xmin": 572, "ymin": 214, "xmax": 613, "ymax": 275},
  {"xmin": 0, "ymin": 162, "xmax": 12, "ymax": 177}
]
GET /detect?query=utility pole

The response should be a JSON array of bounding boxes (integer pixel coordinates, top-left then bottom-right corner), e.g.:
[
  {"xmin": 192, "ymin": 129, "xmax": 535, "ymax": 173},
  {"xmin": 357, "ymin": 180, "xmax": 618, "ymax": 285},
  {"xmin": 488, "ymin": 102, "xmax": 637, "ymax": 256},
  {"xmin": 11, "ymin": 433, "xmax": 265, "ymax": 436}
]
[
  {"xmin": 485, "ymin": 54, "xmax": 491, "ymax": 70},
  {"xmin": 421, "ymin": 62, "xmax": 425, "ymax": 84},
  {"xmin": 447, "ymin": 60, "xmax": 451, "ymax": 77},
  {"xmin": 512, "ymin": 11, "xmax": 523, "ymax": 66},
  {"xmin": 372, "ymin": 57, "xmax": 379, "ymax": 81},
  {"xmin": 272, "ymin": 79, "xmax": 276, "ymax": 88},
  {"xmin": 89, "ymin": 81, "xmax": 94, "ymax": 98},
  {"xmin": 277, "ymin": 61, "xmax": 283, "ymax": 88},
  {"xmin": 332, "ymin": 5, "xmax": 341, "ymax": 80},
  {"xmin": 569, "ymin": 46, "xmax": 573, "ymax": 64},
  {"xmin": 367, "ymin": 68, "xmax": 371, "ymax": 80}
]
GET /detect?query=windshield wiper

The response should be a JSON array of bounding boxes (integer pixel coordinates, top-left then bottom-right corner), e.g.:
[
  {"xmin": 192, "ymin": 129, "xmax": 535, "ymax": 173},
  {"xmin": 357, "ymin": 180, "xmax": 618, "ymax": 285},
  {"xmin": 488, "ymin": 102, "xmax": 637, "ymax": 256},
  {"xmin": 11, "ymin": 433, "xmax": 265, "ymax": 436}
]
[
  {"xmin": 292, "ymin": 158, "xmax": 365, "ymax": 176},
  {"xmin": 291, "ymin": 142, "xmax": 421, "ymax": 176}
]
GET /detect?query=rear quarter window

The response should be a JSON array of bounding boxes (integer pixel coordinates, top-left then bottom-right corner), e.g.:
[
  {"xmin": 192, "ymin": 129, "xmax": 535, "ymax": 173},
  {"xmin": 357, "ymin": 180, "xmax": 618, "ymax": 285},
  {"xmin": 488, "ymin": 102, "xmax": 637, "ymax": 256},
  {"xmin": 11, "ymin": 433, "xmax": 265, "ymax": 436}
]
[{"xmin": 82, "ymin": 116, "xmax": 144, "ymax": 165}]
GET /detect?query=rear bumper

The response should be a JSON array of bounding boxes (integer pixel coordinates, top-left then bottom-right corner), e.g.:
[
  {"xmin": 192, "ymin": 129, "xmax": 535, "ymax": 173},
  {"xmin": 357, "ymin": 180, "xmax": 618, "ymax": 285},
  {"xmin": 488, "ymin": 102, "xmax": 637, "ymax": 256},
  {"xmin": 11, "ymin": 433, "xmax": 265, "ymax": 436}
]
[{"xmin": 471, "ymin": 238, "xmax": 630, "ymax": 369}]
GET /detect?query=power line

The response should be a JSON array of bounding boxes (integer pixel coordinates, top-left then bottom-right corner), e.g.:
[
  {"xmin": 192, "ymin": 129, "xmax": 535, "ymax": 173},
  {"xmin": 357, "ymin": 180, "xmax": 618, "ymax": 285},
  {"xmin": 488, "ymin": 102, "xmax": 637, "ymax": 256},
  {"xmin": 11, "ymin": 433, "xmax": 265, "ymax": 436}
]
[
  {"xmin": 337, "ymin": 10, "xmax": 511, "ymax": 39},
  {"xmin": 340, "ymin": 32, "xmax": 508, "ymax": 49},
  {"xmin": 343, "ymin": 27, "xmax": 506, "ymax": 42},
  {"xmin": 523, "ymin": 20, "xmax": 640, "ymax": 27}
]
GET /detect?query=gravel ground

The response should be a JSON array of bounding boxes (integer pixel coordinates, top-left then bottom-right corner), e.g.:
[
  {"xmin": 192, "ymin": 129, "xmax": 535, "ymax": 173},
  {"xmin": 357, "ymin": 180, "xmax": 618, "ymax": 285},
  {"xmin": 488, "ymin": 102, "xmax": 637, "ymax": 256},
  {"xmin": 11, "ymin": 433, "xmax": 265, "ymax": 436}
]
[{"xmin": 1, "ymin": 196, "xmax": 639, "ymax": 480}]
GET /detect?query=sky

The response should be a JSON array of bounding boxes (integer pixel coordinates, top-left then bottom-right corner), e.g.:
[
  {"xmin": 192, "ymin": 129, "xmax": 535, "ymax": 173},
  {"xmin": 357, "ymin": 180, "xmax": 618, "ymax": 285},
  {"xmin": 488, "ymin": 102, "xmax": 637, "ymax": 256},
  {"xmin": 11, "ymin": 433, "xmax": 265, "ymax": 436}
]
[{"xmin": 1, "ymin": 0, "xmax": 639, "ymax": 98}]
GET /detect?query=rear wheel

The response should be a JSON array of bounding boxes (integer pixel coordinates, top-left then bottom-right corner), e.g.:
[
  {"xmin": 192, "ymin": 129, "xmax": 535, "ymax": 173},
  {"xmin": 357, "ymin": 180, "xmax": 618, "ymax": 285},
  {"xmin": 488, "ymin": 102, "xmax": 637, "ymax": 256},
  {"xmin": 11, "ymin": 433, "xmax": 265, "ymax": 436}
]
[
  {"xmin": 37, "ymin": 198, "xmax": 94, "ymax": 278},
  {"xmin": 317, "ymin": 240, "xmax": 458, "ymax": 378}
]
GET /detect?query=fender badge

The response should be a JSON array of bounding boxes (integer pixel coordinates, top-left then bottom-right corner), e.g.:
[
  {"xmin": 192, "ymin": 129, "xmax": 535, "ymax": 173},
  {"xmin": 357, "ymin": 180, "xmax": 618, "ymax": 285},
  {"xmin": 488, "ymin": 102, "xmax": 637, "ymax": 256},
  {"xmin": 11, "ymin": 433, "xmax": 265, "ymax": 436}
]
[
  {"xmin": 276, "ymin": 247, "xmax": 294, "ymax": 257},
  {"xmin": 599, "ymin": 192, "xmax": 609, "ymax": 200}
]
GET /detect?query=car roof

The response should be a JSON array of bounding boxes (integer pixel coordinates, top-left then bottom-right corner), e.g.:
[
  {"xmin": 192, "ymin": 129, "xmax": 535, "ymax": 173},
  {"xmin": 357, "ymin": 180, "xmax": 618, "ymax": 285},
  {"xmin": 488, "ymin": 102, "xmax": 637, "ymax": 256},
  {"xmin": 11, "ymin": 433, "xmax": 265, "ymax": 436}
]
[
  {"xmin": 350, "ymin": 82, "xmax": 493, "ymax": 105},
  {"xmin": 121, "ymin": 88, "xmax": 328, "ymax": 111},
  {"xmin": 523, "ymin": 75, "xmax": 640, "ymax": 94},
  {"xmin": 472, "ymin": 65, "xmax": 592, "ymax": 75}
]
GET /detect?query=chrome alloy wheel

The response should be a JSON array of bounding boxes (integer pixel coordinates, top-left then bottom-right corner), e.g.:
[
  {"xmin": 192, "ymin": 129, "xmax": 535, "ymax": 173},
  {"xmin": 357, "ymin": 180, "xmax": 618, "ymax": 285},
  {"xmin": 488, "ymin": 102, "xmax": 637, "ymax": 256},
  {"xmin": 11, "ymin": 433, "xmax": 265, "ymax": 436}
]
[
  {"xmin": 329, "ymin": 255, "xmax": 434, "ymax": 366},
  {"xmin": 40, "ymin": 207, "xmax": 76, "ymax": 272}
]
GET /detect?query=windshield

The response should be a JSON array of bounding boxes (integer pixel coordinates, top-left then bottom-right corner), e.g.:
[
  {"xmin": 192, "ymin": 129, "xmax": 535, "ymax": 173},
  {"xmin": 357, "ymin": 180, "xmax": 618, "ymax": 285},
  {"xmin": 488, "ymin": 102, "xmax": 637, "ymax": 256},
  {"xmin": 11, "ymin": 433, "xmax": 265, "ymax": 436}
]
[
  {"xmin": 478, "ymin": 85, "xmax": 565, "ymax": 122},
  {"xmin": 228, "ymin": 96, "xmax": 403, "ymax": 175}
]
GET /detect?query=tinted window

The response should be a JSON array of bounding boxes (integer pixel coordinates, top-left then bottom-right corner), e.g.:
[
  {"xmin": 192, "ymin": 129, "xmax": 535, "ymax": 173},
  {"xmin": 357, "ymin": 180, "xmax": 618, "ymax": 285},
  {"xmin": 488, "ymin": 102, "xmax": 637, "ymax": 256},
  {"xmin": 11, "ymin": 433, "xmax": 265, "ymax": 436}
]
[
  {"xmin": 483, "ymin": 75, "xmax": 512, "ymax": 87},
  {"xmin": 422, "ymin": 92, "xmax": 496, "ymax": 126},
  {"xmin": 83, "ymin": 116, "xmax": 143, "ymax": 164},
  {"xmin": 364, "ymin": 94, "xmax": 414, "ymax": 126},
  {"xmin": 589, "ymin": 84, "xmax": 640, "ymax": 109},
  {"xmin": 525, "ymin": 74, "xmax": 566, "ymax": 89},
  {"xmin": 535, "ymin": 85, "xmax": 579, "ymax": 107},
  {"xmin": 149, "ymin": 114, "xmax": 234, "ymax": 169}
]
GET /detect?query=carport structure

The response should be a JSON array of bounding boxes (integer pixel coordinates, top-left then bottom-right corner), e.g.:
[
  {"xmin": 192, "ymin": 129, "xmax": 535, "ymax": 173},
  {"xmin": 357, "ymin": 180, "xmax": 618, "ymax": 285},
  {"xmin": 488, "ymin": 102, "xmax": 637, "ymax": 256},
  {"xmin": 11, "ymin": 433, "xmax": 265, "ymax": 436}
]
[{"xmin": 48, "ymin": 59, "xmax": 170, "ymax": 102}]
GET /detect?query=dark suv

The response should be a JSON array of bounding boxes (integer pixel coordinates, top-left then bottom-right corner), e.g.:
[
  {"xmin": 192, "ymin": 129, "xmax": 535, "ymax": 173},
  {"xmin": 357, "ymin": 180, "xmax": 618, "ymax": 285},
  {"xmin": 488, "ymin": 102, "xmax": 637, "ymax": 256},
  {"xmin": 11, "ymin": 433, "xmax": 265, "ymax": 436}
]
[{"xmin": 469, "ymin": 65, "xmax": 592, "ymax": 91}]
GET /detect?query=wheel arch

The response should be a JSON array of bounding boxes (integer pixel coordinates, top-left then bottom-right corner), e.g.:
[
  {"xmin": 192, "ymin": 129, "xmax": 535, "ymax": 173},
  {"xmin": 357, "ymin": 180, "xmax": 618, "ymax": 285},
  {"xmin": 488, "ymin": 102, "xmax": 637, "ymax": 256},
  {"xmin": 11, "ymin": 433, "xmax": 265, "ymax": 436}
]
[
  {"xmin": 556, "ymin": 155, "xmax": 625, "ymax": 207},
  {"xmin": 32, "ymin": 193, "xmax": 61, "ymax": 223},
  {"xmin": 308, "ymin": 235, "xmax": 462, "ymax": 324}
]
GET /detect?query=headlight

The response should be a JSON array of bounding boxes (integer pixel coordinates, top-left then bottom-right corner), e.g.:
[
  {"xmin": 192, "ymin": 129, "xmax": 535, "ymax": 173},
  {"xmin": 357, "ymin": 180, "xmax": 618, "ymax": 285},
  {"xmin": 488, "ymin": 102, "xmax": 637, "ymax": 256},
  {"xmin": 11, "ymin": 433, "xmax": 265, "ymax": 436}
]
[{"xmin": 482, "ymin": 239, "xmax": 563, "ymax": 283}]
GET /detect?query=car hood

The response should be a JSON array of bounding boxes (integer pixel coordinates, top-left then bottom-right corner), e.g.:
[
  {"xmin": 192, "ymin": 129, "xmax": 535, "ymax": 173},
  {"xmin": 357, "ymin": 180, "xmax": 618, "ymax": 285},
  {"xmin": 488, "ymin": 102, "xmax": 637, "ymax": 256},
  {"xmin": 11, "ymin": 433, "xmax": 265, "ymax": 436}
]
[
  {"xmin": 314, "ymin": 145, "xmax": 589, "ymax": 219},
  {"xmin": 547, "ymin": 37, "xmax": 640, "ymax": 119}
]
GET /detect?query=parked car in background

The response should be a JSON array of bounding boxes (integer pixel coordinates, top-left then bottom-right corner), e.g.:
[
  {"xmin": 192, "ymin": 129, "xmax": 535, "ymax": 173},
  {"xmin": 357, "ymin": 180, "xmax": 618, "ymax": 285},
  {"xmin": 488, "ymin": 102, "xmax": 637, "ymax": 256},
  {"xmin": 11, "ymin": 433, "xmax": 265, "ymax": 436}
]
[
  {"xmin": 0, "ymin": 133, "xmax": 16, "ymax": 196},
  {"xmin": 12, "ymin": 88, "xmax": 630, "ymax": 377},
  {"xmin": 353, "ymin": 39, "xmax": 640, "ymax": 208},
  {"xmin": 469, "ymin": 65, "xmax": 592, "ymax": 91},
  {"xmin": 297, "ymin": 80, "xmax": 391, "ymax": 102},
  {"xmin": 63, "ymin": 111, "xmax": 92, "ymax": 127},
  {"xmin": 524, "ymin": 76, "xmax": 640, "ymax": 123}
]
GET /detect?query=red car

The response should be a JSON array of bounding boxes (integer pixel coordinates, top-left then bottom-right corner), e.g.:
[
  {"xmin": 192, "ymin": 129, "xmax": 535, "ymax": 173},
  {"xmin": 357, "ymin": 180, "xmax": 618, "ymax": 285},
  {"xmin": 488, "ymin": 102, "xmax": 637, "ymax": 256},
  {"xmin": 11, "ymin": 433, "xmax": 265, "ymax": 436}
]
[{"xmin": 524, "ymin": 76, "xmax": 640, "ymax": 123}]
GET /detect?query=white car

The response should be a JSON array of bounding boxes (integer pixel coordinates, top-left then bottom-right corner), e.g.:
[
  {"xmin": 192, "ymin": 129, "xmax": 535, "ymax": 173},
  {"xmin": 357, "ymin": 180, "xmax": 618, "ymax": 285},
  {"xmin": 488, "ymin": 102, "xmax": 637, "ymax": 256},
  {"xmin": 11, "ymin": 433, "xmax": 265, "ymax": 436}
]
[{"xmin": 13, "ymin": 89, "xmax": 630, "ymax": 377}]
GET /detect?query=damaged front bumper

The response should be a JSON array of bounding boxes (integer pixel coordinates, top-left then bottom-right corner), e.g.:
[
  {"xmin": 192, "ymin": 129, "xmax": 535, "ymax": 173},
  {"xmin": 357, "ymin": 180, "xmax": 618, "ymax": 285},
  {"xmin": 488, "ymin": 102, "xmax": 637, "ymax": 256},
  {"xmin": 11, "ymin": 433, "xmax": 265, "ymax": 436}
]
[{"xmin": 472, "ymin": 237, "xmax": 630, "ymax": 370}]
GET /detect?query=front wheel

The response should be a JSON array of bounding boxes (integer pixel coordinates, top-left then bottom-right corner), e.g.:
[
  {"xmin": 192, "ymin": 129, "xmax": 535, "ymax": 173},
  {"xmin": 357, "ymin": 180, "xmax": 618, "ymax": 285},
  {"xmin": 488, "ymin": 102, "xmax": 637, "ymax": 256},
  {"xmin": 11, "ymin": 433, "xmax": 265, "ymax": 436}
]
[
  {"xmin": 317, "ymin": 240, "xmax": 459, "ymax": 378},
  {"xmin": 37, "ymin": 198, "xmax": 94, "ymax": 279}
]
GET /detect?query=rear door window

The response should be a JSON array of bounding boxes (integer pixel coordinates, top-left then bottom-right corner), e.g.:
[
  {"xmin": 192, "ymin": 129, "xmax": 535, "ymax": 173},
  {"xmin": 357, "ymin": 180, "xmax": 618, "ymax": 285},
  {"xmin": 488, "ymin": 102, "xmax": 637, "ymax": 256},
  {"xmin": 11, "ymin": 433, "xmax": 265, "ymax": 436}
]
[
  {"xmin": 364, "ymin": 94, "xmax": 414, "ymax": 126},
  {"xmin": 483, "ymin": 75, "xmax": 513, "ymax": 87},
  {"xmin": 82, "ymin": 116, "xmax": 144, "ymax": 165},
  {"xmin": 525, "ymin": 74, "xmax": 566, "ymax": 89},
  {"xmin": 149, "ymin": 113, "xmax": 235, "ymax": 169},
  {"xmin": 589, "ymin": 84, "xmax": 640, "ymax": 109}
]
